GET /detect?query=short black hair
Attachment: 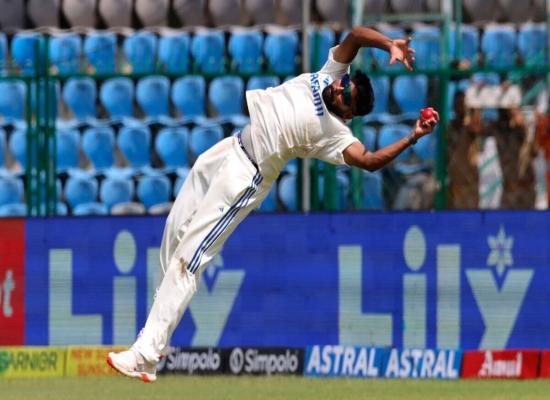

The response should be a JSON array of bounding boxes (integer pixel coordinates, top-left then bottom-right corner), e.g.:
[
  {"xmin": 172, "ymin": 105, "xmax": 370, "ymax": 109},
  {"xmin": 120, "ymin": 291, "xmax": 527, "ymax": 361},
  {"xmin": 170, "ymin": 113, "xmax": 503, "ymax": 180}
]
[{"xmin": 352, "ymin": 70, "xmax": 374, "ymax": 116}]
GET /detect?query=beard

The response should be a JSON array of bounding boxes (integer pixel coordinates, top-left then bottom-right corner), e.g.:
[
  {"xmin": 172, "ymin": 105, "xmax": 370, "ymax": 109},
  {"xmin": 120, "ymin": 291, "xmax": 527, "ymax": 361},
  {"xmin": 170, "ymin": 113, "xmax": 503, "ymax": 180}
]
[{"xmin": 322, "ymin": 86, "xmax": 341, "ymax": 118}]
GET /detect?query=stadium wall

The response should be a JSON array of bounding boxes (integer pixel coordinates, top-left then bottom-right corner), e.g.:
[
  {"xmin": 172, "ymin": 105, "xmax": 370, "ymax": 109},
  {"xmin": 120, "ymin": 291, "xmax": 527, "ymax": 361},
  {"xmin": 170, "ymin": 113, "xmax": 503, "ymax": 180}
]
[{"xmin": 0, "ymin": 211, "xmax": 548, "ymax": 350}]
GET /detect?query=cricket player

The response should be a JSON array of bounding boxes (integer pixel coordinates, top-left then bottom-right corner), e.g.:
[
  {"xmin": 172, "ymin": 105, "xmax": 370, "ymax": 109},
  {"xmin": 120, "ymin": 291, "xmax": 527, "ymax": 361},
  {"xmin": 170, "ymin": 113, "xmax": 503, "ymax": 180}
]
[{"xmin": 107, "ymin": 26, "xmax": 439, "ymax": 382}]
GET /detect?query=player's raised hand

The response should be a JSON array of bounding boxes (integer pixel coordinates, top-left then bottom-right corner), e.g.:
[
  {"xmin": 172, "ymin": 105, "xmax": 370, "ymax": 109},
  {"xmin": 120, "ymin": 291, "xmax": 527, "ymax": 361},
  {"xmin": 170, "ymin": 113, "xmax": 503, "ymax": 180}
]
[
  {"xmin": 413, "ymin": 107, "xmax": 440, "ymax": 138},
  {"xmin": 389, "ymin": 37, "xmax": 415, "ymax": 71}
]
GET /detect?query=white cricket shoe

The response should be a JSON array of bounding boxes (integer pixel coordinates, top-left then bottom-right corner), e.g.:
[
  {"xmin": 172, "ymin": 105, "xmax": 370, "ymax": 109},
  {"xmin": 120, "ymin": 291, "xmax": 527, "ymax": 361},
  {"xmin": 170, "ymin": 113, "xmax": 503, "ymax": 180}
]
[{"xmin": 107, "ymin": 349, "xmax": 157, "ymax": 383}]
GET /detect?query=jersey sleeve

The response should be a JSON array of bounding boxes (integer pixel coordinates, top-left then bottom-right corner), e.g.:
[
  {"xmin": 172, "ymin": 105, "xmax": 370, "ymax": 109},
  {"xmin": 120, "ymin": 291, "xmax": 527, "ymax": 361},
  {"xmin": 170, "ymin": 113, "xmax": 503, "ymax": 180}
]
[
  {"xmin": 313, "ymin": 129, "xmax": 360, "ymax": 166},
  {"xmin": 318, "ymin": 46, "xmax": 350, "ymax": 79}
]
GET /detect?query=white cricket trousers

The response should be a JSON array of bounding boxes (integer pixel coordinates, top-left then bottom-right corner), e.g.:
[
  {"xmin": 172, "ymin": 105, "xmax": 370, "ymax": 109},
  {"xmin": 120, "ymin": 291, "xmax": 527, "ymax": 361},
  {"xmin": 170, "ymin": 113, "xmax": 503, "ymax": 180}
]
[{"xmin": 134, "ymin": 136, "xmax": 271, "ymax": 363}]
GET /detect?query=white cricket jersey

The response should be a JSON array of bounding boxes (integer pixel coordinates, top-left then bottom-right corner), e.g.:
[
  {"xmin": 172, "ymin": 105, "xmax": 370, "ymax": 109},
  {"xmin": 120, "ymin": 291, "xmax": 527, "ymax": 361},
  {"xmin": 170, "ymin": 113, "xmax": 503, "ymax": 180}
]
[{"xmin": 245, "ymin": 46, "xmax": 360, "ymax": 181}]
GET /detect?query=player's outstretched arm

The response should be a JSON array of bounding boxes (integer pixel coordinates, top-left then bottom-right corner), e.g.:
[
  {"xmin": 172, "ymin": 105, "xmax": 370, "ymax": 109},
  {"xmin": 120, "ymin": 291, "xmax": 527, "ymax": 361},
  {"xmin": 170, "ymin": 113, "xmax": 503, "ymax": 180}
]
[
  {"xmin": 343, "ymin": 110, "xmax": 439, "ymax": 172},
  {"xmin": 333, "ymin": 26, "xmax": 415, "ymax": 70}
]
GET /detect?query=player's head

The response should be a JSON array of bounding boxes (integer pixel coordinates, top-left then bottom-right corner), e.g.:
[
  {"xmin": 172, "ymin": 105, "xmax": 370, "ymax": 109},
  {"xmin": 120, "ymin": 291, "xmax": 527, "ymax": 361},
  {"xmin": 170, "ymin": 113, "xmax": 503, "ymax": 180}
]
[{"xmin": 322, "ymin": 70, "xmax": 374, "ymax": 120}]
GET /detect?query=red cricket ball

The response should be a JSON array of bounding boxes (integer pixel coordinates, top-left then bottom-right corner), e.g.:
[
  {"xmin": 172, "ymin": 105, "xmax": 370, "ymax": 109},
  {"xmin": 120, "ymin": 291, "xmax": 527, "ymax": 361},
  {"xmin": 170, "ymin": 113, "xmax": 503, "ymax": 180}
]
[{"xmin": 421, "ymin": 107, "xmax": 435, "ymax": 120}]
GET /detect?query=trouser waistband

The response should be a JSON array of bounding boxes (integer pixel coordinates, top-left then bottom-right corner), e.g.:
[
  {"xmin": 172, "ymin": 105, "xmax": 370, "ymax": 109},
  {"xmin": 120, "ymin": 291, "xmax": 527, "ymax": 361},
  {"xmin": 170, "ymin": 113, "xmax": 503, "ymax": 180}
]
[{"xmin": 237, "ymin": 124, "xmax": 258, "ymax": 170}]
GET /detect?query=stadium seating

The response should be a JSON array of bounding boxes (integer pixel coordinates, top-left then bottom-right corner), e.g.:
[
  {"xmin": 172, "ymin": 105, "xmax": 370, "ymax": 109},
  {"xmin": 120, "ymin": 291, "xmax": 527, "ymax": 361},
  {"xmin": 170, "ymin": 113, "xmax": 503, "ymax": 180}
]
[
  {"xmin": 136, "ymin": 76, "xmax": 170, "ymax": 120},
  {"xmin": 362, "ymin": 126, "xmax": 378, "ymax": 152},
  {"xmin": 278, "ymin": 0, "xmax": 302, "ymax": 25},
  {"xmin": 158, "ymin": 32, "xmax": 191, "ymax": 74},
  {"xmin": 264, "ymin": 30, "xmax": 299, "ymax": 75},
  {"xmin": 173, "ymin": 167, "xmax": 189, "ymax": 196},
  {"xmin": 27, "ymin": 0, "xmax": 59, "ymax": 27},
  {"xmin": 8, "ymin": 129, "xmax": 27, "ymax": 171},
  {"xmin": 362, "ymin": 0, "xmax": 387, "ymax": 13},
  {"xmin": 62, "ymin": 77, "xmax": 97, "ymax": 122},
  {"xmin": 62, "ymin": 0, "xmax": 96, "ymax": 28},
  {"xmin": 209, "ymin": 0, "xmax": 243, "ymax": 26},
  {"xmin": 0, "ymin": 0, "xmax": 24, "ymax": 30},
  {"xmin": 390, "ymin": 0, "xmax": 422, "ymax": 13},
  {"xmin": 171, "ymin": 75, "xmax": 207, "ymax": 122},
  {"xmin": 481, "ymin": 25, "xmax": 517, "ymax": 68},
  {"xmin": 49, "ymin": 33, "xmax": 82, "ymax": 75},
  {"xmin": 117, "ymin": 124, "xmax": 152, "ymax": 171},
  {"xmin": 518, "ymin": 23, "xmax": 547, "ymax": 66},
  {"xmin": 64, "ymin": 173, "xmax": 99, "ymax": 210},
  {"xmin": 392, "ymin": 75, "xmax": 428, "ymax": 116},
  {"xmin": 246, "ymin": 75, "xmax": 280, "ymax": 91},
  {"xmin": 410, "ymin": 25, "xmax": 441, "ymax": 70},
  {"xmin": 316, "ymin": 0, "xmax": 349, "ymax": 25},
  {"xmin": 82, "ymin": 126, "xmax": 115, "ymax": 171},
  {"xmin": 155, "ymin": 127, "xmax": 190, "ymax": 170},
  {"xmin": 309, "ymin": 28, "xmax": 335, "ymax": 71},
  {"xmin": 208, "ymin": 76, "xmax": 246, "ymax": 122},
  {"xmin": 73, "ymin": 202, "xmax": 108, "ymax": 215},
  {"xmin": 368, "ymin": 76, "xmax": 391, "ymax": 117},
  {"xmin": 100, "ymin": 77, "xmax": 135, "ymax": 120},
  {"xmin": 228, "ymin": 29, "xmax": 263, "ymax": 75},
  {"xmin": 99, "ymin": 175, "xmax": 135, "ymax": 211},
  {"xmin": 189, "ymin": 123, "xmax": 224, "ymax": 159},
  {"xmin": 123, "ymin": 31, "xmax": 158, "ymax": 74},
  {"xmin": 362, "ymin": 170, "xmax": 384, "ymax": 209},
  {"xmin": 98, "ymin": 0, "xmax": 132, "ymax": 28},
  {"xmin": 56, "ymin": 129, "xmax": 81, "ymax": 172},
  {"xmin": 11, "ymin": 32, "xmax": 45, "ymax": 76},
  {"xmin": 172, "ymin": 0, "xmax": 206, "ymax": 26},
  {"xmin": 257, "ymin": 184, "xmax": 278, "ymax": 212},
  {"xmin": 191, "ymin": 29, "xmax": 225, "ymax": 74},
  {"xmin": 244, "ymin": 0, "xmax": 275, "ymax": 25},
  {"xmin": 317, "ymin": 169, "xmax": 351, "ymax": 210},
  {"xmin": 0, "ymin": 202, "xmax": 26, "ymax": 216},
  {"xmin": 499, "ymin": 0, "xmax": 532, "ymax": 24},
  {"xmin": 463, "ymin": 0, "xmax": 500, "ymax": 22},
  {"xmin": 0, "ymin": 129, "xmax": 5, "ymax": 169},
  {"xmin": 448, "ymin": 24, "xmax": 479, "ymax": 66},
  {"xmin": 137, "ymin": 172, "xmax": 171, "ymax": 211},
  {"xmin": 135, "ymin": 0, "xmax": 169, "ymax": 27},
  {"xmin": 368, "ymin": 26, "xmax": 406, "ymax": 70},
  {"xmin": 278, "ymin": 172, "xmax": 298, "ymax": 211},
  {"xmin": 378, "ymin": 124, "xmax": 412, "ymax": 161},
  {"xmin": 0, "ymin": 174, "xmax": 23, "ymax": 206},
  {"xmin": 0, "ymin": 80, "xmax": 26, "ymax": 122},
  {"xmin": 84, "ymin": 31, "xmax": 117, "ymax": 73}
]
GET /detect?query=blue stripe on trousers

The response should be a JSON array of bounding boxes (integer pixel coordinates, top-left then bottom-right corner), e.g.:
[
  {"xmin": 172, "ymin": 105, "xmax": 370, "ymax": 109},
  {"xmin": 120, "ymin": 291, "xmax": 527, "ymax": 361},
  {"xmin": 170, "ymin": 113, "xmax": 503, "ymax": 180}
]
[{"xmin": 188, "ymin": 172, "xmax": 263, "ymax": 274}]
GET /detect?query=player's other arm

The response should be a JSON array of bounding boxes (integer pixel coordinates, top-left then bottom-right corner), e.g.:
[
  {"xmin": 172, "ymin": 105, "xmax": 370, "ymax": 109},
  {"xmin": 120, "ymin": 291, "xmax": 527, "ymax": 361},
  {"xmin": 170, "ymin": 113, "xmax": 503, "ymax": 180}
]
[
  {"xmin": 343, "ymin": 112, "xmax": 439, "ymax": 172},
  {"xmin": 333, "ymin": 26, "xmax": 415, "ymax": 70}
]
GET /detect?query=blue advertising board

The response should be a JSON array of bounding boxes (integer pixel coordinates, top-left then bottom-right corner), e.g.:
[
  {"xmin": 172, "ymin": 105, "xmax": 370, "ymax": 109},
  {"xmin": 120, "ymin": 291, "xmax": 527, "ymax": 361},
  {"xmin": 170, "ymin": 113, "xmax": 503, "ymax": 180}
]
[{"xmin": 22, "ymin": 211, "xmax": 550, "ymax": 349}]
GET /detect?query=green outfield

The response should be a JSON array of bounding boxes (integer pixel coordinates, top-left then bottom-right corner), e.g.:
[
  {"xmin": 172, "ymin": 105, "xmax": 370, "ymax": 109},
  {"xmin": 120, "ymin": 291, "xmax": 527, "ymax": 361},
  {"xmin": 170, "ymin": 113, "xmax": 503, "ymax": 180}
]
[{"xmin": 1, "ymin": 376, "xmax": 550, "ymax": 400}]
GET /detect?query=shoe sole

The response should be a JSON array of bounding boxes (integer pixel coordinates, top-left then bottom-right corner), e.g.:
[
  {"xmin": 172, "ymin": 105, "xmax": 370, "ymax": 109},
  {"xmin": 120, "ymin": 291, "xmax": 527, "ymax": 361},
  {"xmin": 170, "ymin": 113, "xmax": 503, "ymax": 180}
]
[{"xmin": 106, "ymin": 353, "xmax": 156, "ymax": 383}]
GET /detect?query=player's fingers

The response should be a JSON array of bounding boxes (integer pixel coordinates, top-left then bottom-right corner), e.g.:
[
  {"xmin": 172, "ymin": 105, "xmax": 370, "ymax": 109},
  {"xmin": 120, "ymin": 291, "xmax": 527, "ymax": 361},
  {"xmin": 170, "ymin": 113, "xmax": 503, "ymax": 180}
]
[{"xmin": 389, "ymin": 55, "xmax": 396, "ymax": 65}]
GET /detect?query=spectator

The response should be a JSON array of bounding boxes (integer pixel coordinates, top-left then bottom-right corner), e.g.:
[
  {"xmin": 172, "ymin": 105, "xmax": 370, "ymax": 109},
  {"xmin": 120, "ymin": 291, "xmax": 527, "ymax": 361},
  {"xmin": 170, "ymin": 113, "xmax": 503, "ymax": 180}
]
[
  {"xmin": 447, "ymin": 90, "xmax": 482, "ymax": 209},
  {"xmin": 491, "ymin": 106, "xmax": 536, "ymax": 209}
]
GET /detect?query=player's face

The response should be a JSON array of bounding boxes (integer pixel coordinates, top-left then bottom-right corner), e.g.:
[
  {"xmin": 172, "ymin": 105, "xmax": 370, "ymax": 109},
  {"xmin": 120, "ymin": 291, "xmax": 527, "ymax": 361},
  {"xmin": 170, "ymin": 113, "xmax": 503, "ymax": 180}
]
[{"xmin": 322, "ymin": 74, "xmax": 357, "ymax": 119}]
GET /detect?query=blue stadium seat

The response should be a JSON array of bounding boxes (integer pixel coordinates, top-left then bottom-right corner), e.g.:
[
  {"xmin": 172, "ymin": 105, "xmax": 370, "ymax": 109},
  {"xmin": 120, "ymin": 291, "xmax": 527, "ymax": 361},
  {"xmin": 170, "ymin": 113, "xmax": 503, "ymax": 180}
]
[
  {"xmin": 158, "ymin": 32, "xmax": 190, "ymax": 74},
  {"xmin": 0, "ymin": 174, "xmax": 23, "ymax": 206},
  {"xmin": 82, "ymin": 126, "xmax": 115, "ymax": 170},
  {"xmin": 378, "ymin": 124, "xmax": 412, "ymax": 161},
  {"xmin": 65, "ymin": 174, "xmax": 99, "ymax": 210},
  {"xmin": 362, "ymin": 170, "xmax": 384, "ymax": 209},
  {"xmin": 362, "ymin": 126, "xmax": 378, "ymax": 152},
  {"xmin": 137, "ymin": 173, "xmax": 171, "ymax": 210},
  {"xmin": 257, "ymin": 184, "xmax": 277, "ymax": 212},
  {"xmin": 264, "ymin": 30, "xmax": 299, "ymax": 75},
  {"xmin": 0, "ymin": 203, "xmax": 26, "ymax": 217},
  {"xmin": 191, "ymin": 29, "xmax": 225, "ymax": 74},
  {"xmin": 63, "ymin": 77, "xmax": 97, "ymax": 121},
  {"xmin": 136, "ymin": 76, "xmax": 170, "ymax": 120},
  {"xmin": 369, "ymin": 26, "xmax": 406, "ymax": 70},
  {"xmin": 392, "ymin": 75, "xmax": 428, "ymax": 116},
  {"xmin": 278, "ymin": 172, "xmax": 298, "ymax": 211},
  {"xmin": 518, "ymin": 23, "xmax": 547, "ymax": 66},
  {"xmin": 317, "ymin": 169, "xmax": 350, "ymax": 210},
  {"xmin": 171, "ymin": 75, "xmax": 206, "ymax": 122},
  {"xmin": 123, "ymin": 31, "xmax": 158, "ymax": 74},
  {"xmin": 0, "ymin": 33, "xmax": 7, "ymax": 72},
  {"xmin": 369, "ymin": 76, "xmax": 390, "ymax": 116},
  {"xmin": 100, "ymin": 176, "xmax": 135, "ymax": 211},
  {"xmin": 8, "ymin": 129, "xmax": 26, "ymax": 170},
  {"xmin": 208, "ymin": 76, "xmax": 246, "ymax": 123},
  {"xmin": 414, "ymin": 129, "xmax": 436, "ymax": 164},
  {"xmin": 173, "ymin": 167, "xmax": 189, "ymax": 197},
  {"xmin": 117, "ymin": 125, "xmax": 151, "ymax": 170},
  {"xmin": 481, "ymin": 25, "xmax": 517, "ymax": 68},
  {"xmin": 56, "ymin": 129, "xmax": 80, "ymax": 172},
  {"xmin": 73, "ymin": 202, "xmax": 108, "ymax": 216},
  {"xmin": 49, "ymin": 33, "xmax": 82, "ymax": 74},
  {"xmin": 84, "ymin": 31, "xmax": 117, "ymax": 73},
  {"xmin": 246, "ymin": 75, "xmax": 280, "ymax": 91},
  {"xmin": 11, "ymin": 32, "xmax": 45, "ymax": 76},
  {"xmin": 189, "ymin": 123, "xmax": 224, "ymax": 158},
  {"xmin": 0, "ymin": 80, "xmax": 26, "ymax": 122},
  {"xmin": 100, "ymin": 77, "xmax": 134, "ymax": 120},
  {"xmin": 228, "ymin": 29, "xmax": 263, "ymax": 75},
  {"xmin": 155, "ymin": 126, "xmax": 189, "ymax": 170},
  {"xmin": 56, "ymin": 201, "xmax": 68, "ymax": 216},
  {"xmin": 309, "ymin": 27, "xmax": 335, "ymax": 71},
  {"xmin": 0, "ymin": 128, "xmax": 5, "ymax": 168},
  {"xmin": 449, "ymin": 24, "xmax": 479, "ymax": 66},
  {"xmin": 410, "ymin": 25, "xmax": 440, "ymax": 69}
]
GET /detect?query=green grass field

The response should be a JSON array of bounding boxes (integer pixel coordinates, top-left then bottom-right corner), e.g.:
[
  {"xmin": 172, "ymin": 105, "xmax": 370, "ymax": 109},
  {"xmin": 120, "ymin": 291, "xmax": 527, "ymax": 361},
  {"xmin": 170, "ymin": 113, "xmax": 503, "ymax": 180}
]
[{"xmin": 1, "ymin": 376, "xmax": 550, "ymax": 400}]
